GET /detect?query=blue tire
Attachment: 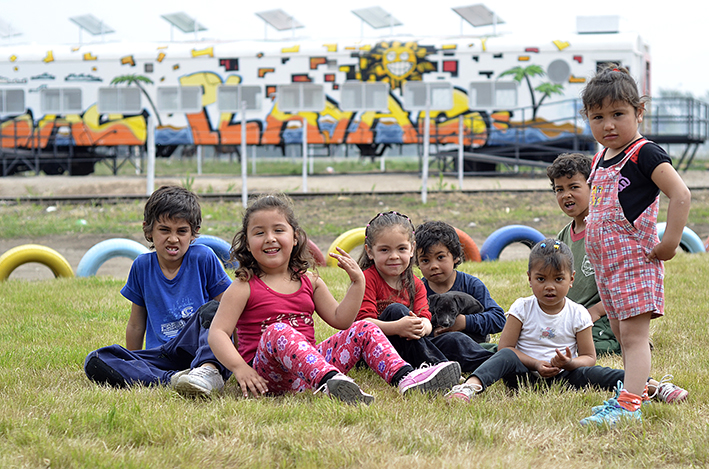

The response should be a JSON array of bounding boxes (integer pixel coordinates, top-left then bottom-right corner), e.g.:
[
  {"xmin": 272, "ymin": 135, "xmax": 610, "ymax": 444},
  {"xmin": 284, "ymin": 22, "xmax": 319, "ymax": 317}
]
[
  {"xmin": 76, "ymin": 238, "xmax": 149, "ymax": 277},
  {"xmin": 480, "ymin": 225, "xmax": 546, "ymax": 261},
  {"xmin": 656, "ymin": 222, "xmax": 705, "ymax": 253},
  {"xmin": 194, "ymin": 235, "xmax": 239, "ymax": 270}
]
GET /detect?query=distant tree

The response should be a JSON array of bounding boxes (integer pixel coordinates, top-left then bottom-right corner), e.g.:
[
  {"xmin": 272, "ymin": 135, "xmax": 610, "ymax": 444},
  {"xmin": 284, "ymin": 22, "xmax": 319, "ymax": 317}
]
[
  {"xmin": 499, "ymin": 65, "xmax": 564, "ymax": 120},
  {"xmin": 110, "ymin": 75, "xmax": 162, "ymax": 127},
  {"xmin": 657, "ymin": 88, "xmax": 694, "ymax": 99}
]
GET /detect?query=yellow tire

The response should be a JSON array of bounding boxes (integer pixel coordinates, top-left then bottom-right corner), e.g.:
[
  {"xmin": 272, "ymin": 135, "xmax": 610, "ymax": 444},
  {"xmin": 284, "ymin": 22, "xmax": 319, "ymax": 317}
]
[
  {"xmin": 0, "ymin": 244, "xmax": 74, "ymax": 280},
  {"xmin": 326, "ymin": 227, "xmax": 366, "ymax": 267}
]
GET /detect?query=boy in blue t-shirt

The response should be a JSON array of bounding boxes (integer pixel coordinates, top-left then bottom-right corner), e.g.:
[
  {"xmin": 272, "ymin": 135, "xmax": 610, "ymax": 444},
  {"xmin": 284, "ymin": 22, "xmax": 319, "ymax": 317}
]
[
  {"xmin": 84, "ymin": 186, "xmax": 232, "ymax": 398},
  {"xmin": 414, "ymin": 221, "xmax": 505, "ymax": 372}
]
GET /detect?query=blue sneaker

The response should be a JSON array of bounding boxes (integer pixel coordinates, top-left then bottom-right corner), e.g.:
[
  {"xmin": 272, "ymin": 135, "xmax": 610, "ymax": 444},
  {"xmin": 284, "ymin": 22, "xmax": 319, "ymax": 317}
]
[
  {"xmin": 580, "ymin": 400, "xmax": 642, "ymax": 427},
  {"xmin": 591, "ymin": 380, "xmax": 622, "ymax": 414}
]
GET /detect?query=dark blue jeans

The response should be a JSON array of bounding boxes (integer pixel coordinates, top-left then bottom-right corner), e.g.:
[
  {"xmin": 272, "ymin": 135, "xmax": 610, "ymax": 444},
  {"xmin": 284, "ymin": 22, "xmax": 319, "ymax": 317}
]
[
  {"xmin": 379, "ymin": 303, "xmax": 493, "ymax": 371},
  {"xmin": 471, "ymin": 347, "xmax": 624, "ymax": 392},
  {"xmin": 84, "ymin": 301, "xmax": 230, "ymax": 387}
]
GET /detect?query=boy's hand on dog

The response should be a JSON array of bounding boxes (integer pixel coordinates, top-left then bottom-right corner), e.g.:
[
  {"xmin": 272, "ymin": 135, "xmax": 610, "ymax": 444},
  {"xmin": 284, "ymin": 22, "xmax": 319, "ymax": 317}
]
[{"xmin": 433, "ymin": 314, "xmax": 466, "ymax": 336}]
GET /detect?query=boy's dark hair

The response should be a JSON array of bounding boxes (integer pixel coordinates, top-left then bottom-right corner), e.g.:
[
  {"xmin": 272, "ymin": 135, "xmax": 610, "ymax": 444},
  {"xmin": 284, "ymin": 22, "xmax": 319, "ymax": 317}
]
[
  {"xmin": 358, "ymin": 211, "xmax": 417, "ymax": 309},
  {"xmin": 230, "ymin": 193, "xmax": 312, "ymax": 282},
  {"xmin": 414, "ymin": 221, "xmax": 464, "ymax": 267},
  {"xmin": 546, "ymin": 153, "xmax": 592, "ymax": 189},
  {"xmin": 528, "ymin": 238, "xmax": 574, "ymax": 274},
  {"xmin": 143, "ymin": 185, "xmax": 201, "ymax": 247},
  {"xmin": 580, "ymin": 65, "xmax": 648, "ymax": 118}
]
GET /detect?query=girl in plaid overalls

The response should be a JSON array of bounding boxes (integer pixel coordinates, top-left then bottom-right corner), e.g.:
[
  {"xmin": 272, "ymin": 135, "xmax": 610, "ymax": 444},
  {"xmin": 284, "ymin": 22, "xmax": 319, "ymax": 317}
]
[{"xmin": 578, "ymin": 66, "xmax": 691, "ymax": 426}]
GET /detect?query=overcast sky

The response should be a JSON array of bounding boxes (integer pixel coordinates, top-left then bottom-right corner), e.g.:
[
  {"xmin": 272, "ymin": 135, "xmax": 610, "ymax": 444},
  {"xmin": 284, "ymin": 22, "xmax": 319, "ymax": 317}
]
[{"xmin": 2, "ymin": 0, "xmax": 707, "ymax": 98}]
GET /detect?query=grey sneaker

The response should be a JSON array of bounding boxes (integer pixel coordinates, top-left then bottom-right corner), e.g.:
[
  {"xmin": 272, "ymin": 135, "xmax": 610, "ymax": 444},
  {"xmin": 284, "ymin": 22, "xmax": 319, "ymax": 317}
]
[
  {"xmin": 315, "ymin": 373, "xmax": 374, "ymax": 405},
  {"xmin": 175, "ymin": 366, "xmax": 225, "ymax": 398},
  {"xmin": 169, "ymin": 369, "xmax": 190, "ymax": 388}
]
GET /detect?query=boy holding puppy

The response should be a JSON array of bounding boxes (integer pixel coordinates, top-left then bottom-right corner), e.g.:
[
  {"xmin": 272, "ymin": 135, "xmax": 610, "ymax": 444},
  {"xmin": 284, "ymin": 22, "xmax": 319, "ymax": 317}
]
[{"xmin": 414, "ymin": 221, "xmax": 505, "ymax": 370}]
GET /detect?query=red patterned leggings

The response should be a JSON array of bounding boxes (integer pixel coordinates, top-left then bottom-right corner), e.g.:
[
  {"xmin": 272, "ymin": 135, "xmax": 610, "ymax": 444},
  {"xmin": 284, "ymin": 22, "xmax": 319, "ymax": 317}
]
[{"xmin": 252, "ymin": 320, "xmax": 408, "ymax": 394}]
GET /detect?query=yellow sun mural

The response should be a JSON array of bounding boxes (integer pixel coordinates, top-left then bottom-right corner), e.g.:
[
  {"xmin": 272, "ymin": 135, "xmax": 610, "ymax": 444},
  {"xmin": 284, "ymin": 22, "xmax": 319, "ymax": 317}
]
[{"xmin": 358, "ymin": 41, "xmax": 436, "ymax": 90}]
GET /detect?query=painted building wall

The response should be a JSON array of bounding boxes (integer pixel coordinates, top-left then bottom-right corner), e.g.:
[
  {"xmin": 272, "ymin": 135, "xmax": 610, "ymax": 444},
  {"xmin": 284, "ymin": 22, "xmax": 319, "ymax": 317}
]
[{"xmin": 0, "ymin": 32, "xmax": 648, "ymax": 151}]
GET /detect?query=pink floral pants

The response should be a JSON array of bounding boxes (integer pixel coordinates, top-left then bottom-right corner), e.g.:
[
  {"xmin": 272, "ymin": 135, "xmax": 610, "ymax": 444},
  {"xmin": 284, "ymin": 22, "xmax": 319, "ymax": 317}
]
[{"xmin": 252, "ymin": 320, "xmax": 407, "ymax": 394}]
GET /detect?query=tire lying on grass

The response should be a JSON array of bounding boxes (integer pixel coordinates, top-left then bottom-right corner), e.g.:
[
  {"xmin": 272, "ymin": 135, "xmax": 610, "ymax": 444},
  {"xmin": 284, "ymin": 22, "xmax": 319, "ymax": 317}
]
[
  {"xmin": 454, "ymin": 228, "xmax": 481, "ymax": 263},
  {"xmin": 0, "ymin": 244, "xmax": 74, "ymax": 280},
  {"xmin": 480, "ymin": 225, "xmax": 546, "ymax": 261},
  {"xmin": 193, "ymin": 235, "xmax": 239, "ymax": 270},
  {"xmin": 656, "ymin": 222, "xmax": 705, "ymax": 253},
  {"xmin": 327, "ymin": 227, "xmax": 366, "ymax": 267},
  {"xmin": 76, "ymin": 238, "xmax": 150, "ymax": 277}
]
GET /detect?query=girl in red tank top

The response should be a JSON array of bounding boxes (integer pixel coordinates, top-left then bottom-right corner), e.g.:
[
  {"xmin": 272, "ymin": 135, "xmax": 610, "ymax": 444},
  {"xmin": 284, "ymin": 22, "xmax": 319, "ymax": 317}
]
[{"xmin": 208, "ymin": 194, "xmax": 460, "ymax": 404}]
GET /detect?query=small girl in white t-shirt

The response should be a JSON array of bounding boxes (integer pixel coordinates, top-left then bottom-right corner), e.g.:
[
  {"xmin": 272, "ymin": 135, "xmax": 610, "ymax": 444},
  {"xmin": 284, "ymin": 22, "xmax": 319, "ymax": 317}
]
[{"xmin": 446, "ymin": 239, "xmax": 624, "ymax": 402}]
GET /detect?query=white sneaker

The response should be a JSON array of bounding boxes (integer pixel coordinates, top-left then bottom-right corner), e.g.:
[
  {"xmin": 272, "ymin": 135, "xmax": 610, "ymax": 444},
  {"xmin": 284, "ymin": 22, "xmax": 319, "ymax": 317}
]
[
  {"xmin": 169, "ymin": 369, "xmax": 190, "ymax": 388},
  {"xmin": 315, "ymin": 373, "xmax": 374, "ymax": 405},
  {"xmin": 175, "ymin": 366, "xmax": 225, "ymax": 398},
  {"xmin": 445, "ymin": 383, "xmax": 483, "ymax": 403}
]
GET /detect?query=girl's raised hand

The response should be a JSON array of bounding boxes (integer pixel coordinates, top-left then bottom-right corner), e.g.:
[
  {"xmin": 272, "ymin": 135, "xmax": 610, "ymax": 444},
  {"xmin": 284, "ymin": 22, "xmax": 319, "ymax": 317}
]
[
  {"xmin": 329, "ymin": 247, "xmax": 365, "ymax": 284},
  {"xmin": 234, "ymin": 364, "xmax": 269, "ymax": 398}
]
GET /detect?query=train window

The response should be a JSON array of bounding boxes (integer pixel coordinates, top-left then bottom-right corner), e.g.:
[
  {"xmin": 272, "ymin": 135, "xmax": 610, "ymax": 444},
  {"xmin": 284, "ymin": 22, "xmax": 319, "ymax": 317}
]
[
  {"xmin": 278, "ymin": 84, "xmax": 324, "ymax": 112},
  {"xmin": 98, "ymin": 87, "xmax": 141, "ymax": 114},
  {"xmin": 469, "ymin": 81, "xmax": 518, "ymax": 109},
  {"xmin": 217, "ymin": 85, "xmax": 262, "ymax": 112},
  {"xmin": 403, "ymin": 82, "xmax": 453, "ymax": 111},
  {"xmin": 0, "ymin": 89, "xmax": 25, "ymax": 114},
  {"xmin": 469, "ymin": 82, "xmax": 493, "ymax": 107},
  {"xmin": 157, "ymin": 86, "xmax": 201, "ymax": 113},
  {"xmin": 340, "ymin": 82, "xmax": 389, "ymax": 111},
  {"xmin": 40, "ymin": 88, "xmax": 82, "ymax": 114},
  {"xmin": 495, "ymin": 82, "xmax": 517, "ymax": 108}
]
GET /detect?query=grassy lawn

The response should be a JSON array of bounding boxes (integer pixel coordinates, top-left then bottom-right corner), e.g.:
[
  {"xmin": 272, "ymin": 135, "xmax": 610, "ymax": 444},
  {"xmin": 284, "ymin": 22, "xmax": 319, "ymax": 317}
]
[
  {"xmin": 1, "ymin": 186, "xmax": 709, "ymax": 467},
  {"xmin": 1, "ymin": 253, "xmax": 708, "ymax": 468}
]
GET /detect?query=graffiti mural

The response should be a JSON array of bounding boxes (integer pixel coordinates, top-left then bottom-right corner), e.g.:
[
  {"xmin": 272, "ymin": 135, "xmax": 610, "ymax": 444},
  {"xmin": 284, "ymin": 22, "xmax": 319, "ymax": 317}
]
[{"xmin": 0, "ymin": 32, "xmax": 648, "ymax": 161}]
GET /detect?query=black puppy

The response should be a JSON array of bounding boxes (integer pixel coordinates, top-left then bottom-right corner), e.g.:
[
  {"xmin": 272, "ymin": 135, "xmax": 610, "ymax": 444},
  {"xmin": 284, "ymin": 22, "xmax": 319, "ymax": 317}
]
[{"xmin": 428, "ymin": 291, "xmax": 488, "ymax": 342}]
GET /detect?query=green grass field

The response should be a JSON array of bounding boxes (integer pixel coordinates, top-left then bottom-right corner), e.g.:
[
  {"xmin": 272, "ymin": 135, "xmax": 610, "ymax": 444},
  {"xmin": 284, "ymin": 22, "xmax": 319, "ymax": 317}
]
[{"xmin": 1, "ymin": 252, "xmax": 707, "ymax": 468}]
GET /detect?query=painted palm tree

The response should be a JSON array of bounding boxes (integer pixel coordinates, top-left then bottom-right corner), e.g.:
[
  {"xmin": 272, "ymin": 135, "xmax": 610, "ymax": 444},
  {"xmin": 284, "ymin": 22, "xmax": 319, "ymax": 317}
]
[
  {"xmin": 499, "ymin": 65, "xmax": 564, "ymax": 121},
  {"xmin": 110, "ymin": 74, "xmax": 163, "ymax": 127}
]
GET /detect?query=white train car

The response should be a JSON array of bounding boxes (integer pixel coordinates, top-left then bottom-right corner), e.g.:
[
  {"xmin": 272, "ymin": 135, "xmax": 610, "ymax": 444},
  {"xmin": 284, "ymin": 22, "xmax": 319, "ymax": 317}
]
[{"xmin": 0, "ymin": 23, "xmax": 649, "ymax": 174}]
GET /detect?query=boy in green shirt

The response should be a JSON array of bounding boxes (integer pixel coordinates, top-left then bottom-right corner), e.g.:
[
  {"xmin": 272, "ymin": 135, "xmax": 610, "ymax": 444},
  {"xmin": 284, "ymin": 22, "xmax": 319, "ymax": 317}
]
[{"xmin": 547, "ymin": 153, "xmax": 621, "ymax": 355}]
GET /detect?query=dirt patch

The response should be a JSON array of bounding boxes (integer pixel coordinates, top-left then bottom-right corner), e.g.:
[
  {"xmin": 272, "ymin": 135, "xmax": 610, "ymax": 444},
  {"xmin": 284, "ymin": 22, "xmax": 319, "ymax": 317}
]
[
  {"xmin": 3, "ymin": 173, "xmax": 708, "ymax": 281},
  {"xmin": 0, "ymin": 191, "xmax": 564, "ymax": 281}
]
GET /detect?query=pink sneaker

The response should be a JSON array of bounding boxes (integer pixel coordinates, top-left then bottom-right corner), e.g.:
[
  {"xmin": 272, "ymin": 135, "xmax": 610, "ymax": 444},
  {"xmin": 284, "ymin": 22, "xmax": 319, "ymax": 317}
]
[
  {"xmin": 398, "ymin": 362, "xmax": 461, "ymax": 395},
  {"xmin": 656, "ymin": 375, "xmax": 688, "ymax": 404}
]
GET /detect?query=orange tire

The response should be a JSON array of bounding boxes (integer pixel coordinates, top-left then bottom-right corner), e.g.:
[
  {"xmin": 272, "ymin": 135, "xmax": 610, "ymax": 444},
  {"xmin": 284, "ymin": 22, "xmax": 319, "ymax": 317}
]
[
  {"xmin": 454, "ymin": 228, "xmax": 481, "ymax": 263},
  {"xmin": 308, "ymin": 239, "xmax": 327, "ymax": 267}
]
